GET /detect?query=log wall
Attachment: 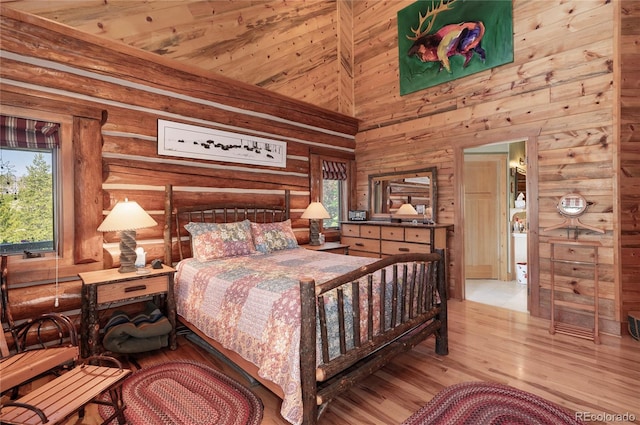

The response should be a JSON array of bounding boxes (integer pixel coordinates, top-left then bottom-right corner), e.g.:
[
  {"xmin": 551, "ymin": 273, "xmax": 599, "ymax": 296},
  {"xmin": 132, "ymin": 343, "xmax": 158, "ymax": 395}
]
[
  {"xmin": 2, "ymin": 1, "xmax": 638, "ymax": 335},
  {"xmin": 0, "ymin": 6, "xmax": 357, "ymax": 326},
  {"xmin": 351, "ymin": 0, "xmax": 635, "ymax": 335},
  {"xmin": 620, "ymin": 0, "xmax": 640, "ymax": 327}
]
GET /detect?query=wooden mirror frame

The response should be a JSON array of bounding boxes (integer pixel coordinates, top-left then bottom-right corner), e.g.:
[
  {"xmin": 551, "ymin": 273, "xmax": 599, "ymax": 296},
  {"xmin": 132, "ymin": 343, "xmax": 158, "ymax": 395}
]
[{"xmin": 368, "ymin": 167, "xmax": 437, "ymax": 222}]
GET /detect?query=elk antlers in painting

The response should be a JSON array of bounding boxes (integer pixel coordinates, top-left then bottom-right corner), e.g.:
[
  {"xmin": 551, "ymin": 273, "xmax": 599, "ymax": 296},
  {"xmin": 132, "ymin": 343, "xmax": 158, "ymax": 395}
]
[{"xmin": 407, "ymin": 0, "xmax": 486, "ymax": 73}]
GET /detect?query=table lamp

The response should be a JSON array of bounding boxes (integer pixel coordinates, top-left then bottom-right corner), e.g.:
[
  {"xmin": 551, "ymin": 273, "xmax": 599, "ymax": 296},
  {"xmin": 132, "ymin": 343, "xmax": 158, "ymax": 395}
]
[
  {"xmin": 301, "ymin": 201, "xmax": 330, "ymax": 246},
  {"xmin": 392, "ymin": 203, "xmax": 418, "ymax": 222},
  {"xmin": 98, "ymin": 199, "xmax": 157, "ymax": 273}
]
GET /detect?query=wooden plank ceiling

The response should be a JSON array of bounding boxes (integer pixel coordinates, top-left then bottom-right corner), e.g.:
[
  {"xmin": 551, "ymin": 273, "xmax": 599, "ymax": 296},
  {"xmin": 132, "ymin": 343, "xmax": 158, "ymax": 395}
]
[{"xmin": 3, "ymin": 0, "xmax": 340, "ymax": 109}]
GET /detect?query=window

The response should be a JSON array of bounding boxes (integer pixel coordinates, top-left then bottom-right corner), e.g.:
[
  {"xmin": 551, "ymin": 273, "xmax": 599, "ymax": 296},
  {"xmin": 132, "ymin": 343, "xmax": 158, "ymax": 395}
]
[
  {"xmin": 321, "ymin": 160, "xmax": 349, "ymax": 229},
  {"xmin": 0, "ymin": 115, "xmax": 60, "ymax": 256},
  {"xmin": 309, "ymin": 154, "xmax": 353, "ymax": 237}
]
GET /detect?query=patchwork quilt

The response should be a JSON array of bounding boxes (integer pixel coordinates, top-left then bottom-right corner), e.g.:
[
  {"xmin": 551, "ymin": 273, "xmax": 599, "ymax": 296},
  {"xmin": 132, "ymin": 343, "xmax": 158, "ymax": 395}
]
[{"xmin": 175, "ymin": 248, "xmax": 422, "ymax": 425}]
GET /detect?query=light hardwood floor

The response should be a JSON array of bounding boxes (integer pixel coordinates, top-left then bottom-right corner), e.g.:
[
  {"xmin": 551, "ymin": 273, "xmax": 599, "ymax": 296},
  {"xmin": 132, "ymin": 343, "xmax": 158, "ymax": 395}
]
[{"xmin": 73, "ymin": 300, "xmax": 640, "ymax": 424}]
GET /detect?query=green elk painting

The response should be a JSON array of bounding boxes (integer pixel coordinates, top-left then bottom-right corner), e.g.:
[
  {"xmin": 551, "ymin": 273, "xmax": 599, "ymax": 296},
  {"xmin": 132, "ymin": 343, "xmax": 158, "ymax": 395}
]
[{"xmin": 398, "ymin": 0, "xmax": 514, "ymax": 95}]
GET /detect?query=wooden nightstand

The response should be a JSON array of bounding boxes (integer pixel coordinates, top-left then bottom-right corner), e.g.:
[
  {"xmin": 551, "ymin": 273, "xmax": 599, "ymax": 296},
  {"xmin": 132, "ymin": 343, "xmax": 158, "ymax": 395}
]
[
  {"xmin": 302, "ymin": 242, "xmax": 349, "ymax": 255},
  {"xmin": 79, "ymin": 265, "xmax": 176, "ymax": 358}
]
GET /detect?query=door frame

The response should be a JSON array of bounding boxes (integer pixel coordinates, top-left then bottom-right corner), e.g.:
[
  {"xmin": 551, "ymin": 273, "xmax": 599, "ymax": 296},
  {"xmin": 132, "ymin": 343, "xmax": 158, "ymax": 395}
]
[{"xmin": 453, "ymin": 132, "xmax": 540, "ymax": 317}]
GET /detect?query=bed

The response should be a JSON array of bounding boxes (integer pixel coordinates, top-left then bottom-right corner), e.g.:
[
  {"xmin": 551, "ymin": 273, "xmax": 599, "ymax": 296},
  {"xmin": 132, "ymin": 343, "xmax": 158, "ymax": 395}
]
[{"xmin": 163, "ymin": 185, "xmax": 448, "ymax": 425}]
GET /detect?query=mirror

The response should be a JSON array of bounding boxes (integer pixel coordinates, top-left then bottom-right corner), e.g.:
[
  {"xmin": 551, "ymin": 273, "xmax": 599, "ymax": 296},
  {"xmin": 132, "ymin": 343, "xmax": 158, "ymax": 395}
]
[
  {"xmin": 368, "ymin": 167, "xmax": 437, "ymax": 223},
  {"xmin": 557, "ymin": 193, "xmax": 588, "ymax": 217},
  {"xmin": 515, "ymin": 167, "xmax": 526, "ymax": 198}
]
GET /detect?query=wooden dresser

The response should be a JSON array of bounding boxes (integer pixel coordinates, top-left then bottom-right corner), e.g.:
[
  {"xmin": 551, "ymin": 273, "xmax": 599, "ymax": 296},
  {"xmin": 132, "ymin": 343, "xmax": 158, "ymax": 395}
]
[{"xmin": 341, "ymin": 221, "xmax": 452, "ymax": 258}]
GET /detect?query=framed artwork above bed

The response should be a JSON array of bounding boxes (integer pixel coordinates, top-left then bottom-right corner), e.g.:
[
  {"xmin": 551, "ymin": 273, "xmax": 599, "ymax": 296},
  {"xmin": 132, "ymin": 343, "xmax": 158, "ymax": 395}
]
[{"xmin": 157, "ymin": 119, "xmax": 287, "ymax": 168}]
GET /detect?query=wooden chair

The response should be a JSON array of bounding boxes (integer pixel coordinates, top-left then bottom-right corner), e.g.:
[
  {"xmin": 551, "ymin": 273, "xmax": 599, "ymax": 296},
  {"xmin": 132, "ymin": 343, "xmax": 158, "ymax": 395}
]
[
  {"xmin": 1, "ymin": 255, "xmax": 79, "ymax": 395},
  {"xmin": 1, "ymin": 256, "xmax": 131, "ymax": 424}
]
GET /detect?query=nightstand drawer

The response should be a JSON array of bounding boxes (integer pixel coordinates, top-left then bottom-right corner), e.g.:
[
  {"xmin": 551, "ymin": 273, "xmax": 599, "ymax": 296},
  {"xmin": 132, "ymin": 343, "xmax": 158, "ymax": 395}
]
[{"xmin": 97, "ymin": 276, "xmax": 168, "ymax": 304}]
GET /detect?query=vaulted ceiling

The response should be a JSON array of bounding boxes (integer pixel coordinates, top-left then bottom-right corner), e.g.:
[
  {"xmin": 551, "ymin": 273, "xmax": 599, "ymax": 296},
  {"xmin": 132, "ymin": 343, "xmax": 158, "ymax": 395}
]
[{"xmin": 3, "ymin": 0, "xmax": 343, "ymax": 109}]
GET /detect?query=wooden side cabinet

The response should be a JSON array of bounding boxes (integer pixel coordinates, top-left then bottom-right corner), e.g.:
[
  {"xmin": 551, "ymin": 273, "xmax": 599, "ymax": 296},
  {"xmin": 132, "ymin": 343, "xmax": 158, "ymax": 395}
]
[
  {"xmin": 549, "ymin": 239, "xmax": 600, "ymax": 344},
  {"xmin": 79, "ymin": 264, "xmax": 177, "ymax": 357}
]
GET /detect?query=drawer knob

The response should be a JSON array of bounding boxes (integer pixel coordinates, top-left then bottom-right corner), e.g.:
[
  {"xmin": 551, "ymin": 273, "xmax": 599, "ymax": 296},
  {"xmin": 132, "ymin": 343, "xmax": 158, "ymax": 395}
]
[
  {"xmin": 399, "ymin": 247, "xmax": 410, "ymax": 252},
  {"xmin": 124, "ymin": 285, "xmax": 147, "ymax": 293}
]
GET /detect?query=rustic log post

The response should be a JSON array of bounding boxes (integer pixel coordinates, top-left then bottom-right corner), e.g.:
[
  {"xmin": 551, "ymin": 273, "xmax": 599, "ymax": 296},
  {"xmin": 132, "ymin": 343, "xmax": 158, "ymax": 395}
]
[
  {"xmin": 299, "ymin": 277, "xmax": 318, "ymax": 425},
  {"xmin": 164, "ymin": 185, "xmax": 173, "ymax": 267},
  {"xmin": 73, "ymin": 114, "xmax": 106, "ymax": 264},
  {"xmin": 434, "ymin": 248, "xmax": 448, "ymax": 355}
]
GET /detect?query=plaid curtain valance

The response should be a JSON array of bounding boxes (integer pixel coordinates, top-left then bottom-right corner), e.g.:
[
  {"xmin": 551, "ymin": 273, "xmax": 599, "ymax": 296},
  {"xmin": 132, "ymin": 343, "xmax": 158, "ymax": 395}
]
[
  {"xmin": 322, "ymin": 160, "xmax": 347, "ymax": 180},
  {"xmin": 0, "ymin": 115, "xmax": 60, "ymax": 149}
]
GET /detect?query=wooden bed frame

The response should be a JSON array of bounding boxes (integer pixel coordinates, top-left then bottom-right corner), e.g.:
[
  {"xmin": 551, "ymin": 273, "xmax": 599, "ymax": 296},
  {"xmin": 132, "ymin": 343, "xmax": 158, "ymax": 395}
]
[{"xmin": 163, "ymin": 185, "xmax": 448, "ymax": 425}]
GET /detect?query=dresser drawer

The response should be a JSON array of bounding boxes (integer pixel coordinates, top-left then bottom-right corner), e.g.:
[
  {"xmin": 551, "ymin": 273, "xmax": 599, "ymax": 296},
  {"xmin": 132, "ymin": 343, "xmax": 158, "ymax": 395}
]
[
  {"xmin": 381, "ymin": 240, "xmax": 431, "ymax": 256},
  {"xmin": 97, "ymin": 275, "xmax": 168, "ymax": 304},
  {"xmin": 405, "ymin": 227, "xmax": 432, "ymax": 243},
  {"xmin": 381, "ymin": 226, "xmax": 404, "ymax": 241},
  {"xmin": 360, "ymin": 225, "xmax": 381, "ymax": 239},
  {"xmin": 341, "ymin": 236, "xmax": 380, "ymax": 254},
  {"xmin": 341, "ymin": 224, "xmax": 361, "ymax": 237}
]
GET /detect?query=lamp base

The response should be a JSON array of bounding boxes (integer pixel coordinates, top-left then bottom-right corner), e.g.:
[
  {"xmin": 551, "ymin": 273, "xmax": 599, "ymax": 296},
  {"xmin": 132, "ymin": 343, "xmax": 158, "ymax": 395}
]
[
  {"xmin": 119, "ymin": 230, "xmax": 137, "ymax": 273},
  {"xmin": 308, "ymin": 219, "xmax": 321, "ymax": 246}
]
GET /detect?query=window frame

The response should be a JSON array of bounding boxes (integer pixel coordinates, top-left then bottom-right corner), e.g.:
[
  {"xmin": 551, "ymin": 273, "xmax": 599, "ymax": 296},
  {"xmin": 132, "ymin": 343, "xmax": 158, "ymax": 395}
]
[
  {"xmin": 309, "ymin": 152, "xmax": 355, "ymax": 241},
  {"xmin": 1, "ymin": 106, "xmax": 75, "ymax": 269},
  {"xmin": 0, "ymin": 145, "xmax": 57, "ymax": 255}
]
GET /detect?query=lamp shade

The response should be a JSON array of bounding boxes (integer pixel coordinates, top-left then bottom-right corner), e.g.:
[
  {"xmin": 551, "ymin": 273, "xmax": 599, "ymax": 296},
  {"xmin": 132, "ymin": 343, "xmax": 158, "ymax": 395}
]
[
  {"xmin": 98, "ymin": 199, "xmax": 157, "ymax": 232},
  {"xmin": 301, "ymin": 202, "xmax": 330, "ymax": 220},
  {"xmin": 396, "ymin": 203, "xmax": 418, "ymax": 215}
]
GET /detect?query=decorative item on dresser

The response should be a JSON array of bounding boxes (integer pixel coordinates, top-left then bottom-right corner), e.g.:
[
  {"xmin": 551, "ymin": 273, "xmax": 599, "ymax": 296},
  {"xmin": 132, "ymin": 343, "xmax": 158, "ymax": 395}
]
[{"xmin": 163, "ymin": 184, "xmax": 448, "ymax": 425}]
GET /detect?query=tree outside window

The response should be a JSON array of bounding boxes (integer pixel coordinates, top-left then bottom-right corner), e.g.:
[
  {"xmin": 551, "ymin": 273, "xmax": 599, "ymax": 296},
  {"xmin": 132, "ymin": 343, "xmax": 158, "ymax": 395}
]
[{"xmin": 0, "ymin": 149, "xmax": 55, "ymax": 254}]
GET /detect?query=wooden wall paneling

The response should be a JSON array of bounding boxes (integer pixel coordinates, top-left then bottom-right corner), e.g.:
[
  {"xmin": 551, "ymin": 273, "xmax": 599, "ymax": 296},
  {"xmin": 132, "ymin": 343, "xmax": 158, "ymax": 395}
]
[
  {"xmin": 73, "ymin": 116, "xmax": 105, "ymax": 265},
  {"xmin": 337, "ymin": 0, "xmax": 354, "ymax": 117},
  {"xmin": 0, "ymin": 6, "xmax": 356, "ymax": 329},
  {"xmin": 351, "ymin": 0, "xmax": 627, "ymax": 333},
  {"xmin": 3, "ymin": 2, "xmax": 350, "ymax": 124},
  {"xmin": 2, "ymin": 0, "xmax": 635, "ymax": 336},
  {"xmin": 0, "ymin": 27, "xmax": 351, "ymax": 139},
  {"xmin": 620, "ymin": 0, "xmax": 640, "ymax": 324}
]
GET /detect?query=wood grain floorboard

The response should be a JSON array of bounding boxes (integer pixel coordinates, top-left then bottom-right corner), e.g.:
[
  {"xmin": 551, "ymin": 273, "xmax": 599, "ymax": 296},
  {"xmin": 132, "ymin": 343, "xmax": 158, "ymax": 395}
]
[{"xmin": 36, "ymin": 300, "xmax": 640, "ymax": 424}]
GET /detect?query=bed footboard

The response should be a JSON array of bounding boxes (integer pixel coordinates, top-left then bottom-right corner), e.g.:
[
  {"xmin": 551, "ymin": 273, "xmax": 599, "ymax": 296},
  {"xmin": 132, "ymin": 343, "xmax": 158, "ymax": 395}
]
[{"xmin": 299, "ymin": 252, "xmax": 447, "ymax": 424}]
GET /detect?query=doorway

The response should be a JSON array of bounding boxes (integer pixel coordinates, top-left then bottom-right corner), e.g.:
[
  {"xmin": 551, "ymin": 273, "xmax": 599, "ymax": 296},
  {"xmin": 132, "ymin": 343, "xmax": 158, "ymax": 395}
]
[{"xmin": 463, "ymin": 142, "xmax": 528, "ymax": 312}]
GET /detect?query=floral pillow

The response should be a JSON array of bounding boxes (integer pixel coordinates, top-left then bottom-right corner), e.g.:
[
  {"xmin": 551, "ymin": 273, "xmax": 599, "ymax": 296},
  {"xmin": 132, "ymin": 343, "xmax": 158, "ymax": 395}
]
[
  {"xmin": 251, "ymin": 219, "xmax": 299, "ymax": 253},
  {"xmin": 184, "ymin": 220, "xmax": 256, "ymax": 262}
]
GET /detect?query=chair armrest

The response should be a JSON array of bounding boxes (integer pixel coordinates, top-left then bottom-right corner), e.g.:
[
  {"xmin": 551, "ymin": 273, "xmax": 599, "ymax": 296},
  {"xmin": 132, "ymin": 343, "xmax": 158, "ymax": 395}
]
[
  {"xmin": 12, "ymin": 313, "xmax": 78, "ymax": 352},
  {"xmin": 0, "ymin": 401, "xmax": 48, "ymax": 424},
  {"xmin": 82, "ymin": 354, "xmax": 124, "ymax": 370}
]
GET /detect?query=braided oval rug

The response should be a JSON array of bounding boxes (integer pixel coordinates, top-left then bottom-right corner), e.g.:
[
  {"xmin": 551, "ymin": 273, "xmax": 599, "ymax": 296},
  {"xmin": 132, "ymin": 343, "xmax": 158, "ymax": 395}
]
[
  {"xmin": 99, "ymin": 360, "xmax": 263, "ymax": 425},
  {"xmin": 402, "ymin": 381, "xmax": 584, "ymax": 425}
]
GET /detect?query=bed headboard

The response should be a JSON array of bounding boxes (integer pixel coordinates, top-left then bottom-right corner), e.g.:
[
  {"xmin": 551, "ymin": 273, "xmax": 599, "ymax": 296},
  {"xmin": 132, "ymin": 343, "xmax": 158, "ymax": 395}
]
[{"xmin": 163, "ymin": 185, "xmax": 291, "ymax": 265}]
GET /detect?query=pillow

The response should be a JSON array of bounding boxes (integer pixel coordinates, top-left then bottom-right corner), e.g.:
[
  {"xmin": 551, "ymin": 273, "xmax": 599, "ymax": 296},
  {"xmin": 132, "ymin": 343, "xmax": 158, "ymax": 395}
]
[
  {"xmin": 251, "ymin": 219, "xmax": 299, "ymax": 253},
  {"xmin": 184, "ymin": 219, "xmax": 256, "ymax": 261}
]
